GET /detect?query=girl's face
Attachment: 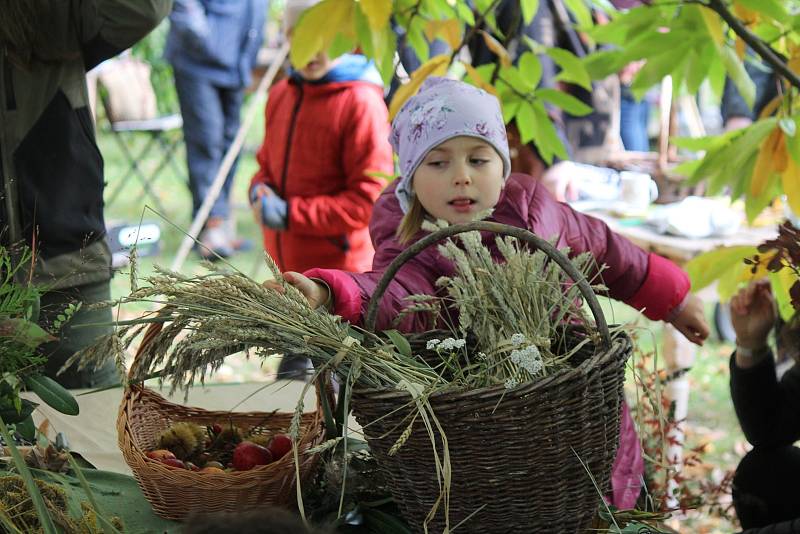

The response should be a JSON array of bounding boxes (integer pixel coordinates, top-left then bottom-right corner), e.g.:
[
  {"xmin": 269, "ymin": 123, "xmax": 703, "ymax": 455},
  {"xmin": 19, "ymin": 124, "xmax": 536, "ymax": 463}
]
[{"xmin": 412, "ymin": 136, "xmax": 504, "ymax": 224}]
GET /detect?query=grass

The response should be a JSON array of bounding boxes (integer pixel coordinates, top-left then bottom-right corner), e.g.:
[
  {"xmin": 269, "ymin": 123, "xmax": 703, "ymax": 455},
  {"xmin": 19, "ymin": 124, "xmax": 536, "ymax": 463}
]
[{"xmin": 96, "ymin": 108, "xmax": 745, "ymax": 530}]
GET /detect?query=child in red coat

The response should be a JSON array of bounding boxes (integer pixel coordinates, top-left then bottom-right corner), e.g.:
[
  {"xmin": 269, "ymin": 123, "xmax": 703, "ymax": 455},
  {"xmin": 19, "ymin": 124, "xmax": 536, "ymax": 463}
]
[{"xmin": 249, "ymin": 1, "xmax": 393, "ymax": 274}]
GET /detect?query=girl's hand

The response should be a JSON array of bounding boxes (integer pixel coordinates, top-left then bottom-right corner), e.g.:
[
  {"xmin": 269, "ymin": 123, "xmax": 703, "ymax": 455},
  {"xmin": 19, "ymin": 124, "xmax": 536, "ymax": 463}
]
[
  {"xmin": 730, "ymin": 280, "xmax": 775, "ymax": 350},
  {"xmin": 263, "ymin": 271, "xmax": 330, "ymax": 310},
  {"xmin": 670, "ymin": 293, "xmax": 710, "ymax": 346}
]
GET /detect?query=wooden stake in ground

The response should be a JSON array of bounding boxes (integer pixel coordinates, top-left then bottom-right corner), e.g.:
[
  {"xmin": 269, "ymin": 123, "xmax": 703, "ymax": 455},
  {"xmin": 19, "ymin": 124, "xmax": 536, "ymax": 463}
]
[{"xmin": 170, "ymin": 43, "xmax": 289, "ymax": 272}]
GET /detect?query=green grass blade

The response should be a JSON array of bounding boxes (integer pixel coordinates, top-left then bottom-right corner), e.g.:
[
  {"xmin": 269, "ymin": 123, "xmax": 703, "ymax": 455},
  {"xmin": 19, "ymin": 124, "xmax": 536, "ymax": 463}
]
[
  {"xmin": 66, "ymin": 453, "xmax": 122, "ymax": 534},
  {"xmin": 0, "ymin": 415, "xmax": 58, "ymax": 534}
]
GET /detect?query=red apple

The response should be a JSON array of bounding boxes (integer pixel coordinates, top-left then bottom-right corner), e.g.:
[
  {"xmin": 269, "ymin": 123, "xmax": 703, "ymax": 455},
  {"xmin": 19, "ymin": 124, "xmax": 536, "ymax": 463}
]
[
  {"xmin": 160, "ymin": 458, "xmax": 186, "ymax": 469},
  {"xmin": 146, "ymin": 449, "xmax": 176, "ymax": 461},
  {"xmin": 232, "ymin": 441, "xmax": 273, "ymax": 471},
  {"xmin": 268, "ymin": 434, "xmax": 292, "ymax": 460}
]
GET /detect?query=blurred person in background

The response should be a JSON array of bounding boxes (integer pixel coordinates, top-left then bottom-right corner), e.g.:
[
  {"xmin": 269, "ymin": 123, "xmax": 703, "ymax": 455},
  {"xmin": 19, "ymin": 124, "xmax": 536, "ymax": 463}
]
[{"xmin": 0, "ymin": 0, "xmax": 172, "ymax": 388}]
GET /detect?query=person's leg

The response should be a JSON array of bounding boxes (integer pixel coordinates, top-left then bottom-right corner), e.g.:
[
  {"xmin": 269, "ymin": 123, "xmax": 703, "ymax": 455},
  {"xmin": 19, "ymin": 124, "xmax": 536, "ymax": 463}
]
[
  {"xmin": 733, "ymin": 446, "xmax": 800, "ymax": 529},
  {"xmin": 40, "ymin": 280, "xmax": 119, "ymax": 389},
  {"xmin": 173, "ymin": 71, "xmax": 232, "ymax": 257},
  {"xmin": 212, "ymin": 85, "xmax": 245, "ymax": 221},
  {"xmin": 619, "ymin": 93, "xmax": 650, "ymax": 152}
]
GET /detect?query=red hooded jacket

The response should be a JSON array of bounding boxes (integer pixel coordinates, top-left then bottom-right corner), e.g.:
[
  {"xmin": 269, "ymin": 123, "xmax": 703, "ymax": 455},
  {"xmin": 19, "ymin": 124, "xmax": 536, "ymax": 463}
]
[{"xmin": 250, "ymin": 62, "xmax": 393, "ymax": 273}]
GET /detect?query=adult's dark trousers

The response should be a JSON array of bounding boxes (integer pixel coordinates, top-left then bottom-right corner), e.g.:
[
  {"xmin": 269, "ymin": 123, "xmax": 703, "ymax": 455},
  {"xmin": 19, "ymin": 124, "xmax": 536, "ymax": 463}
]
[
  {"xmin": 40, "ymin": 280, "xmax": 119, "ymax": 389},
  {"xmin": 173, "ymin": 70, "xmax": 244, "ymax": 220},
  {"xmin": 733, "ymin": 446, "xmax": 800, "ymax": 532}
]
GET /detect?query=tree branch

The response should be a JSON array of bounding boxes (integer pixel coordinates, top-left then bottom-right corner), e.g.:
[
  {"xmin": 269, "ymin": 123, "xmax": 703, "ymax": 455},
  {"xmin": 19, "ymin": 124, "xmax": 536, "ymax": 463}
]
[{"xmin": 705, "ymin": 0, "xmax": 800, "ymax": 91}]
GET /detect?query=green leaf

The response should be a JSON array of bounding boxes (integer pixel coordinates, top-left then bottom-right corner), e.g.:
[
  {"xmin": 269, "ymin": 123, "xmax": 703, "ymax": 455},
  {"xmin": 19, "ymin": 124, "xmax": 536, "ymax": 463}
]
[
  {"xmin": 501, "ymin": 97, "xmax": 522, "ymax": 123},
  {"xmin": 499, "ymin": 65, "xmax": 534, "ymax": 93},
  {"xmin": 548, "ymin": 47, "xmax": 592, "ymax": 90},
  {"xmin": 384, "ymin": 329, "xmax": 412, "ymax": 358},
  {"xmin": 535, "ymin": 88, "xmax": 593, "ymax": 116},
  {"xmin": 686, "ymin": 246, "xmax": 758, "ymax": 291},
  {"xmin": 15, "ymin": 415, "xmax": 36, "ymax": 442},
  {"xmin": 518, "ymin": 51, "xmax": 542, "ymax": 88},
  {"xmin": 515, "ymin": 102, "xmax": 537, "ymax": 144},
  {"xmin": 563, "ymin": 0, "xmax": 593, "ymax": 29},
  {"xmin": 745, "ymin": 172, "xmax": 780, "ymax": 223},
  {"xmin": 719, "ymin": 45, "xmax": 755, "ymax": 111},
  {"xmin": 583, "ymin": 50, "xmax": 629, "ymax": 80},
  {"xmin": 24, "ymin": 374, "xmax": 79, "ymax": 416},
  {"xmin": 0, "ymin": 318, "xmax": 56, "ymax": 348},
  {"xmin": 454, "ymin": 1, "xmax": 475, "ymax": 26},
  {"xmin": 736, "ymin": 0, "xmax": 789, "ymax": 23},
  {"xmin": 521, "ymin": 0, "xmax": 539, "ymax": 25},
  {"xmin": 684, "ymin": 43, "xmax": 713, "ymax": 96},
  {"xmin": 531, "ymin": 100, "xmax": 569, "ymax": 164},
  {"xmin": 0, "ymin": 398, "xmax": 38, "ymax": 424},
  {"xmin": 769, "ymin": 270, "xmax": 798, "ymax": 322},
  {"xmin": 631, "ymin": 45, "xmax": 691, "ymax": 97}
]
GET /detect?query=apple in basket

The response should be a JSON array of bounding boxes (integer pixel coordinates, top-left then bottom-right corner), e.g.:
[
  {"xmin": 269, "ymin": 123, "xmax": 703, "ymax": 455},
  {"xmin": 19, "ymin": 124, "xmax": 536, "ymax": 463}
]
[
  {"xmin": 145, "ymin": 449, "xmax": 176, "ymax": 461},
  {"xmin": 160, "ymin": 458, "xmax": 187, "ymax": 469},
  {"xmin": 268, "ymin": 434, "xmax": 292, "ymax": 461},
  {"xmin": 232, "ymin": 441, "xmax": 273, "ymax": 471}
]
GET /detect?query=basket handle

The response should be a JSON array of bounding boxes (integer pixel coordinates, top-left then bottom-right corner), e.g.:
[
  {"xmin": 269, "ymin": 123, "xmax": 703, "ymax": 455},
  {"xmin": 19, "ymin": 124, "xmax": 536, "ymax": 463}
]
[{"xmin": 364, "ymin": 221, "xmax": 611, "ymax": 350}]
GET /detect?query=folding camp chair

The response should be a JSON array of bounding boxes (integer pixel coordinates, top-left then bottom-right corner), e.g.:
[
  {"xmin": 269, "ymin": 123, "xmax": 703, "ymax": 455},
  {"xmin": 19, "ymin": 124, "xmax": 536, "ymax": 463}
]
[{"xmin": 97, "ymin": 56, "xmax": 184, "ymax": 215}]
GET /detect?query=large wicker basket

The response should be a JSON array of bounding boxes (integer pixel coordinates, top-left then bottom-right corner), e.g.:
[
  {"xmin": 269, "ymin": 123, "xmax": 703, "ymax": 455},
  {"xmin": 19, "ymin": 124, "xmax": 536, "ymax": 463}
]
[
  {"xmin": 350, "ymin": 222, "xmax": 633, "ymax": 534},
  {"xmin": 117, "ymin": 323, "xmax": 330, "ymax": 521}
]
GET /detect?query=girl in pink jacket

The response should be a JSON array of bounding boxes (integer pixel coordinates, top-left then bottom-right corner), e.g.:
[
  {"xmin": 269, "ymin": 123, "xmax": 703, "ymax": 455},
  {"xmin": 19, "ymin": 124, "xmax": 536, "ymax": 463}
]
[{"xmin": 272, "ymin": 77, "xmax": 710, "ymax": 508}]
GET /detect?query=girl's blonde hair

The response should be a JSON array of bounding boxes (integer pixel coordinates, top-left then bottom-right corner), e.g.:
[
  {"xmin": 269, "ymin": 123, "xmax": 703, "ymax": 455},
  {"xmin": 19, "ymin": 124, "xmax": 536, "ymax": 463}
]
[{"xmin": 396, "ymin": 195, "xmax": 427, "ymax": 245}]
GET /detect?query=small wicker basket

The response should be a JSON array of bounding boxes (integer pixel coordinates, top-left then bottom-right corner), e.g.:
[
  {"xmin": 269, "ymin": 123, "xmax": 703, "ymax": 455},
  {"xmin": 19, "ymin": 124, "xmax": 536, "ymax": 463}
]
[
  {"xmin": 117, "ymin": 323, "xmax": 330, "ymax": 521},
  {"xmin": 351, "ymin": 222, "xmax": 633, "ymax": 534}
]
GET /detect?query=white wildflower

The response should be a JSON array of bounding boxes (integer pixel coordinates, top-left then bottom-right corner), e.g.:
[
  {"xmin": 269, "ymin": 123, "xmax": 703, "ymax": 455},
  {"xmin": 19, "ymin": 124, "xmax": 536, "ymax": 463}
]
[
  {"xmin": 504, "ymin": 377, "xmax": 519, "ymax": 389},
  {"xmin": 510, "ymin": 333, "xmax": 526, "ymax": 346},
  {"xmin": 438, "ymin": 337, "xmax": 466, "ymax": 351},
  {"xmin": 477, "ymin": 352, "xmax": 488, "ymax": 360},
  {"xmin": 426, "ymin": 339, "xmax": 441, "ymax": 350},
  {"xmin": 510, "ymin": 344, "xmax": 544, "ymax": 375}
]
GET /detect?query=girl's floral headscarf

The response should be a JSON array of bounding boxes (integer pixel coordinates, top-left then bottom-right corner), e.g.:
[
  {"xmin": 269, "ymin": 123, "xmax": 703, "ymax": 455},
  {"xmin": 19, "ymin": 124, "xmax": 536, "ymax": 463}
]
[{"xmin": 390, "ymin": 77, "xmax": 511, "ymax": 213}]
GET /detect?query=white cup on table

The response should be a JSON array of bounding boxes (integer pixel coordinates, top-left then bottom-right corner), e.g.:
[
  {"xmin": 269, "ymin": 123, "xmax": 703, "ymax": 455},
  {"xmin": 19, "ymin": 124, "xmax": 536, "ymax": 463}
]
[{"xmin": 619, "ymin": 171, "xmax": 658, "ymax": 211}]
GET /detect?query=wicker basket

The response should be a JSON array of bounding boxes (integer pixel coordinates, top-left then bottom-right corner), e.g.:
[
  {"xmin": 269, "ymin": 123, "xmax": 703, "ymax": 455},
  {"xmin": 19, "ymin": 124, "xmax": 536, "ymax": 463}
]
[
  {"xmin": 117, "ymin": 323, "xmax": 330, "ymax": 521},
  {"xmin": 350, "ymin": 222, "xmax": 633, "ymax": 534}
]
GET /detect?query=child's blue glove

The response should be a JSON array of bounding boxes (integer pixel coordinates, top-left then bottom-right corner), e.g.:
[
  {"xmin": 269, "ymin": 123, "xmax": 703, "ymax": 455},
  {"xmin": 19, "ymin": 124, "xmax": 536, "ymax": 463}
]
[{"xmin": 250, "ymin": 184, "xmax": 287, "ymax": 230}]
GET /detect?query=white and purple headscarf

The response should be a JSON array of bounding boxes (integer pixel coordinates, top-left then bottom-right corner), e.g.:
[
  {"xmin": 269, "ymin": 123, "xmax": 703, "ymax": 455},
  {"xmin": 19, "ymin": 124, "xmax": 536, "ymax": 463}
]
[{"xmin": 390, "ymin": 77, "xmax": 511, "ymax": 213}]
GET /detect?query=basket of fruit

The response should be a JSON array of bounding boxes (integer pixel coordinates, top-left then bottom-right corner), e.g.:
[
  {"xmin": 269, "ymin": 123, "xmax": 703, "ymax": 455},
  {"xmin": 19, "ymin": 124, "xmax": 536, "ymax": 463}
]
[{"xmin": 117, "ymin": 322, "xmax": 330, "ymax": 521}]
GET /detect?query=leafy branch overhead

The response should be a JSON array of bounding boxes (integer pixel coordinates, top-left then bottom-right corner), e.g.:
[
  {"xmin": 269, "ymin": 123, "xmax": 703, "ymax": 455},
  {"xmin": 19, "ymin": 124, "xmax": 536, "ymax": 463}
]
[{"xmin": 291, "ymin": 0, "xmax": 800, "ymax": 215}]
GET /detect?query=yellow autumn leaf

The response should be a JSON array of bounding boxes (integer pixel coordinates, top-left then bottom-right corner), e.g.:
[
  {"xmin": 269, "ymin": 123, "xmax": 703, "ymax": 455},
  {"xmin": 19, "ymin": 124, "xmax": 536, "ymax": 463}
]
[
  {"xmin": 751, "ymin": 127, "xmax": 780, "ymax": 196},
  {"xmin": 424, "ymin": 19, "xmax": 463, "ymax": 51},
  {"xmin": 479, "ymin": 30, "xmax": 512, "ymax": 68},
  {"xmin": 700, "ymin": 6, "xmax": 724, "ymax": 45},
  {"xmin": 461, "ymin": 61, "xmax": 498, "ymax": 97},
  {"xmin": 759, "ymin": 95, "xmax": 782, "ymax": 120},
  {"xmin": 783, "ymin": 155, "xmax": 800, "ymax": 215},
  {"xmin": 735, "ymin": 36, "xmax": 746, "ymax": 60},
  {"xmin": 686, "ymin": 245, "xmax": 758, "ymax": 291},
  {"xmin": 289, "ymin": 0, "xmax": 355, "ymax": 69},
  {"xmin": 389, "ymin": 54, "xmax": 450, "ymax": 120},
  {"xmin": 733, "ymin": 1, "xmax": 758, "ymax": 26},
  {"xmin": 359, "ymin": 0, "xmax": 392, "ymax": 32},
  {"xmin": 774, "ymin": 130, "xmax": 789, "ymax": 173}
]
